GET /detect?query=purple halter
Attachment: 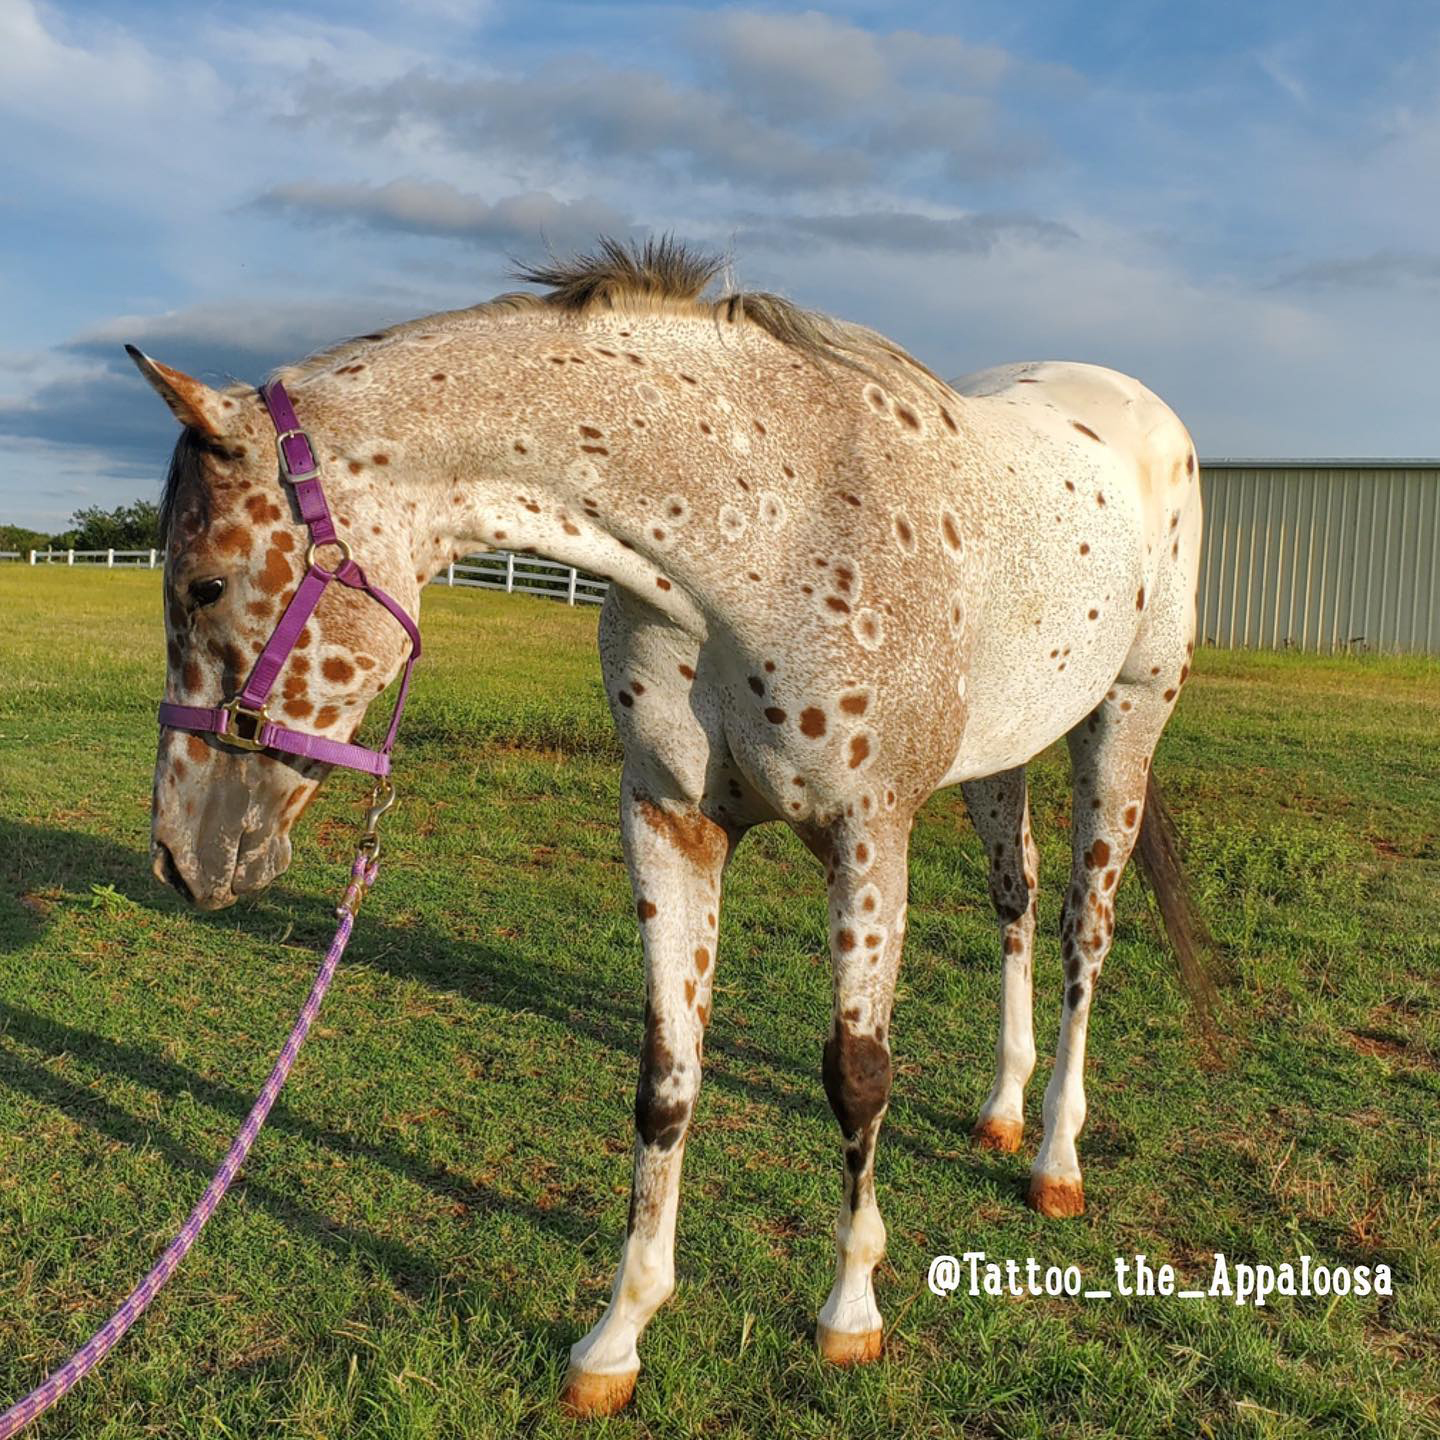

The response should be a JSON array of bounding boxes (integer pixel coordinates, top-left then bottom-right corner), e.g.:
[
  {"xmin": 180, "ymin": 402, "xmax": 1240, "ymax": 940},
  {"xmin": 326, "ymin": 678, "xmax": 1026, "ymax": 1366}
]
[{"xmin": 157, "ymin": 380, "xmax": 421, "ymax": 777}]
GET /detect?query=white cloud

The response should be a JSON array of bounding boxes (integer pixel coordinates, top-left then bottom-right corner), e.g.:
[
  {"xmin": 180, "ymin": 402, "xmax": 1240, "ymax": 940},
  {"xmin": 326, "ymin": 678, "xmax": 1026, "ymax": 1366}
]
[
  {"xmin": 3, "ymin": 0, "xmax": 1440, "ymax": 500},
  {"xmin": 0, "ymin": 436, "xmax": 157, "ymax": 532},
  {"xmin": 252, "ymin": 179, "xmax": 633, "ymax": 249},
  {"xmin": 0, "ymin": 0, "xmax": 224, "ymax": 139}
]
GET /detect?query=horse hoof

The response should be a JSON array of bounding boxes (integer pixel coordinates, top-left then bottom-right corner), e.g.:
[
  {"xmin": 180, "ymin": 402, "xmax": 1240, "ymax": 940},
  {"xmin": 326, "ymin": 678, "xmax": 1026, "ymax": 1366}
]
[
  {"xmin": 559, "ymin": 1366, "xmax": 638, "ymax": 1418},
  {"xmin": 816, "ymin": 1322, "xmax": 884, "ymax": 1366},
  {"xmin": 1027, "ymin": 1174, "xmax": 1085, "ymax": 1218},
  {"xmin": 971, "ymin": 1116, "xmax": 1023, "ymax": 1153}
]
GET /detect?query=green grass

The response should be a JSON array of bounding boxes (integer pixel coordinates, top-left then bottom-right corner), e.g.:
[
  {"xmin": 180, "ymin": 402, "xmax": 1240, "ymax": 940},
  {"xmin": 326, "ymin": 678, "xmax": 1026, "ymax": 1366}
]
[{"xmin": 1, "ymin": 567, "xmax": 1437, "ymax": 1439}]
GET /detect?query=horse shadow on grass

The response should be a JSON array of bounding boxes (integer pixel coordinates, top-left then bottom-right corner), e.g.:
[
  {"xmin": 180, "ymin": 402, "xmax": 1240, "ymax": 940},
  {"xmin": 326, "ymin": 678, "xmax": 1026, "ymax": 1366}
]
[
  {"xmin": 4, "ymin": 814, "xmax": 1376, "ymax": 1387},
  {"xmin": 0, "ymin": 817, "xmax": 1017, "ymax": 1166},
  {"xmin": 0, "ymin": 814, "xmax": 1118, "ymax": 1354}
]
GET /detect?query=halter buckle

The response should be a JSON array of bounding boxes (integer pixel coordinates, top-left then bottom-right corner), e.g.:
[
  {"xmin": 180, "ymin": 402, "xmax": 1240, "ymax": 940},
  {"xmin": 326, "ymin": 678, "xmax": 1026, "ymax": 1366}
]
[
  {"xmin": 274, "ymin": 427, "xmax": 320, "ymax": 484},
  {"xmin": 219, "ymin": 697, "xmax": 272, "ymax": 751}
]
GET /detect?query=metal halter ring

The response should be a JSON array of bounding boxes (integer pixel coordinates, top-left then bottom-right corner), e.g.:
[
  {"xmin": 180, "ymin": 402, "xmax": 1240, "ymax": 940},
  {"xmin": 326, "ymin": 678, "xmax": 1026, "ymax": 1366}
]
[{"xmin": 306, "ymin": 537, "xmax": 354, "ymax": 575}]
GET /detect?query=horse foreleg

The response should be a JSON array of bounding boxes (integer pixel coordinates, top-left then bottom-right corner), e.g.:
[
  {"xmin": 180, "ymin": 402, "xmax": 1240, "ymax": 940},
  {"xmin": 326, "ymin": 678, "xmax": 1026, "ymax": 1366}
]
[
  {"xmin": 813, "ymin": 816, "xmax": 910, "ymax": 1365},
  {"xmin": 562, "ymin": 781, "xmax": 731, "ymax": 1417}
]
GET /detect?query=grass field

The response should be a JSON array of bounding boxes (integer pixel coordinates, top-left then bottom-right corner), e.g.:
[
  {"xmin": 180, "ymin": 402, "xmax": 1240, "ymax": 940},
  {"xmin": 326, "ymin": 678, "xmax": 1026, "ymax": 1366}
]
[{"xmin": 1, "ymin": 566, "xmax": 1437, "ymax": 1439}]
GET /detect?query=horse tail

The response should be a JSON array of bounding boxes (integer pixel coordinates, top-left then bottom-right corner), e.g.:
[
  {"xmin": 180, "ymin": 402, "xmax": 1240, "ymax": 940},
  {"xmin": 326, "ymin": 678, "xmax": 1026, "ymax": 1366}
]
[{"xmin": 1132, "ymin": 770, "xmax": 1225, "ymax": 1058}]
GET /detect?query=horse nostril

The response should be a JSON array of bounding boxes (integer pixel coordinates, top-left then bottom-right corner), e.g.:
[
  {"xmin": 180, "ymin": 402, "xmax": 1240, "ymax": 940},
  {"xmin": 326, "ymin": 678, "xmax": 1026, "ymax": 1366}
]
[{"xmin": 155, "ymin": 843, "xmax": 195, "ymax": 904}]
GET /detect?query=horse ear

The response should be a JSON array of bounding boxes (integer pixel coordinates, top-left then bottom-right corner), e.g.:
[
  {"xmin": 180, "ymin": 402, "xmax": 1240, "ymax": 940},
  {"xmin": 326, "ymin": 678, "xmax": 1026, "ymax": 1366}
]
[{"xmin": 125, "ymin": 345, "xmax": 230, "ymax": 440}]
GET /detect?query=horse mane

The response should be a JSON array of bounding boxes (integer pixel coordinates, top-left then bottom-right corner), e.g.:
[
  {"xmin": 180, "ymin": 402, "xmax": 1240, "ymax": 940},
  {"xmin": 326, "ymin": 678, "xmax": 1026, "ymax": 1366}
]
[
  {"xmin": 158, "ymin": 426, "xmax": 217, "ymax": 542},
  {"xmin": 281, "ymin": 235, "xmax": 948, "ymax": 391},
  {"xmin": 510, "ymin": 234, "xmax": 725, "ymax": 310},
  {"xmin": 511, "ymin": 235, "xmax": 948, "ymax": 385}
]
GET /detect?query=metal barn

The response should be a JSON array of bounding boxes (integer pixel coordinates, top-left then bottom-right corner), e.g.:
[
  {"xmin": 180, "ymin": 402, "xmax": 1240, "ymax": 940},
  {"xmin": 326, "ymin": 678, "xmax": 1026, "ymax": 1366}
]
[{"xmin": 1196, "ymin": 460, "xmax": 1440, "ymax": 654}]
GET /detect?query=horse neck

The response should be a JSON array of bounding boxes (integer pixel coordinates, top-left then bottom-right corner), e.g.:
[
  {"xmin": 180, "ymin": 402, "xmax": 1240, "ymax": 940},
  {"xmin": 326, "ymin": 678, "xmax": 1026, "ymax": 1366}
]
[{"xmin": 327, "ymin": 311, "xmax": 838, "ymax": 637}]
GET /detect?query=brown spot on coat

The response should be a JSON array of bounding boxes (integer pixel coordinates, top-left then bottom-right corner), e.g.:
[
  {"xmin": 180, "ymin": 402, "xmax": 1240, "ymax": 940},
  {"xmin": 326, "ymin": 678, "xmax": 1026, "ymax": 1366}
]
[
  {"xmin": 799, "ymin": 707, "xmax": 827, "ymax": 738},
  {"xmin": 213, "ymin": 525, "xmax": 251, "ymax": 558},
  {"xmin": 244, "ymin": 495, "xmax": 281, "ymax": 524},
  {"xmin": 1072, "ymin": 422, "xmax": 1102, "ymax": 442},
  {"xmin": 822, "ymin": 1025, "xmax": 892, "ymax": 1139},
  {"xmin": 322, "ymin": 657, "xmax": 355, "ymax": 683},
  {"xmin": 635, "ymin": 799, "xmax": 730, "ymax": 872},
  {"xmin": 848, "ymin": 734, "xmax": 870, "ymax": 768},
  {"xmin": 635, "ymin": 1004, "xmax": 688, "ymax": 1150},
  {"xmin": 258, "ymin": 546, "xmax": 293, "ymax": 596}
]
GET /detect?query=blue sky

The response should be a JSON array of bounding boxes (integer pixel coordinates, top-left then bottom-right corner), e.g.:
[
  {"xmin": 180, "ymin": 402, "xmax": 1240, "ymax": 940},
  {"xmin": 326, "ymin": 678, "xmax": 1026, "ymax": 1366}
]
[{"xmin": 3, "ymin": 0, "xmax": 1438, "ymax": 530}]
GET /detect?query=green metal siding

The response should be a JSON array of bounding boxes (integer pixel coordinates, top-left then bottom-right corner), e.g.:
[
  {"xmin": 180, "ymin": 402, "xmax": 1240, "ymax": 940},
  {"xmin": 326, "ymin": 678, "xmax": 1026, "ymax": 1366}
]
[{"xmin": 1197, "ymin": 463, "xmax": 1439, "ymax": 653}]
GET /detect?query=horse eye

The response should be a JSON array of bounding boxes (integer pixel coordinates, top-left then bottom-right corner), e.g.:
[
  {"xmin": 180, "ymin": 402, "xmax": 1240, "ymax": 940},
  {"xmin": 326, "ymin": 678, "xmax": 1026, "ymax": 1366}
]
[{"xmin": 189, "ymin": 577, "xmax": 226, "ymax": 608}]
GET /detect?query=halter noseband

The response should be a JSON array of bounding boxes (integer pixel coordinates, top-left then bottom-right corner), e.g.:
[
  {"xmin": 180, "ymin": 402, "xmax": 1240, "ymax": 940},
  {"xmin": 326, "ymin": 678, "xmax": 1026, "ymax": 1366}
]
[{"xmin": 157, "ymin": 379, "xmax": 421, "ymax": 778}]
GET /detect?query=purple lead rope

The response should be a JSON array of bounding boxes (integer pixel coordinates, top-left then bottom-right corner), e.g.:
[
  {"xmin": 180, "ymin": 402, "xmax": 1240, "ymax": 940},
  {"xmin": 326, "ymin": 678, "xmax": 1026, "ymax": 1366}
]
[
  {"xmin": 0, "ymin": 849, "xmax": 380, "ymax": 1439},
  {"xmin": 2, "ymin": 373, "xmax": 418, "ymax": 1433}
]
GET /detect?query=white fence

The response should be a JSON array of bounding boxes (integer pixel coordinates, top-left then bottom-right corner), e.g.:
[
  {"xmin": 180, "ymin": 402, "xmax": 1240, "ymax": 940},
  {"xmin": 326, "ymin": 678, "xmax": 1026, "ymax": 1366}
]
[
  {"xmin": 19, "ymin": 546, "xmax": 608, "ymax": 606},
  {"xmin": 432, "ymin": 552, "xmax": 607, "ymax": 606},
  {"xmin": 28, "ymin": 548, "xmax": 160, "ymax": 568}
]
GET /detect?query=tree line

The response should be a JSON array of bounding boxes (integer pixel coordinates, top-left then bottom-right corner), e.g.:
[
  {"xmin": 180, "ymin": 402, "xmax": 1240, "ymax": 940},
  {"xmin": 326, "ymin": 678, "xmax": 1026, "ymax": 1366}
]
[{"xmin": 1, "ymin": 500, "xmax": 160, "ymax": 556}]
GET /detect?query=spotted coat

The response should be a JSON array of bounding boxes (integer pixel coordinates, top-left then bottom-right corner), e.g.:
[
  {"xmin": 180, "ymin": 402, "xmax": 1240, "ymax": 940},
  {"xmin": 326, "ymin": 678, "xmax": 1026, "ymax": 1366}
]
[{"xmin": 133, "ymin": 269, "xmax": 1202, "ymax": 1416}]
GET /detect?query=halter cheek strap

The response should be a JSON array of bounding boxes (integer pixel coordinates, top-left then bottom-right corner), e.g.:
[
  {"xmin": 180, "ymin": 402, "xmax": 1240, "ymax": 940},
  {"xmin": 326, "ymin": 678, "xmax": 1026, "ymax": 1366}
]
[{"xmin": 157, "ymin": 379, "xmax": 421, "ymax": 777}]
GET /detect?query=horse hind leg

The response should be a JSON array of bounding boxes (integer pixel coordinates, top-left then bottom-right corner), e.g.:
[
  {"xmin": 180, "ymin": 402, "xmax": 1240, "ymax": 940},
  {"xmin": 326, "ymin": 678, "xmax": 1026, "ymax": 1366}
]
[
  {"xmin": 1029, "ymin": 675, "xmax": 1179, "ymax": 1218},
  {"xmin": 962, "ymin": 767, "xmax": 1038, "ymax": 1154}
]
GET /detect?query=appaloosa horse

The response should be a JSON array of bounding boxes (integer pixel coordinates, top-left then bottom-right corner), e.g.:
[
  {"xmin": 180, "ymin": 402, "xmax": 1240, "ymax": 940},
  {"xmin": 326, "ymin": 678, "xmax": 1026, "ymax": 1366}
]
[{"xmin": 135, "ymin": 239, "xmax": 1208, "ymax": 1417}]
